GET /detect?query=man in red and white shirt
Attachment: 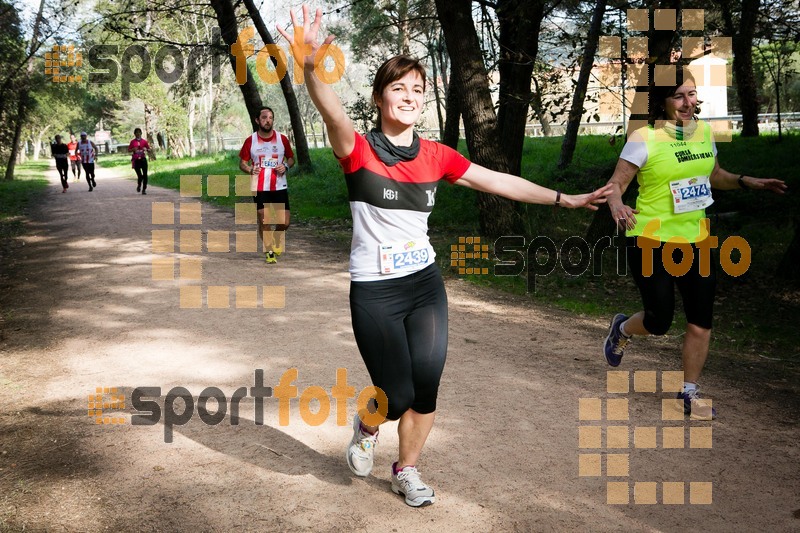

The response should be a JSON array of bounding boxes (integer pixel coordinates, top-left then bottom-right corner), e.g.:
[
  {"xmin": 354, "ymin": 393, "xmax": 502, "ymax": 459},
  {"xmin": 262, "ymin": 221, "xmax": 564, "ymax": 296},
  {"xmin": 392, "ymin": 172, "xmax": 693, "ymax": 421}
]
[
  {"xmin": 238, "ymin": 106, "xmax": 295, "ymax": 264},
  {"xmin": 77, "ymin": 132, "xmax": 98, "ymax": 191}
]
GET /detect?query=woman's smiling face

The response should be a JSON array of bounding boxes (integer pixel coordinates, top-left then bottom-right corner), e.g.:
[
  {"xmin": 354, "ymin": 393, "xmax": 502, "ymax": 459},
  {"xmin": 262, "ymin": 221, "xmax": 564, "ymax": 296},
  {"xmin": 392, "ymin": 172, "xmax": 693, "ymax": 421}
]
[
  {"xmin": 664, "ymin": 80, "xmax": 699, "ymax": 122},
  {"xmin": 375, "ymin": 70, "xmax": 425, "ymax": 129}
]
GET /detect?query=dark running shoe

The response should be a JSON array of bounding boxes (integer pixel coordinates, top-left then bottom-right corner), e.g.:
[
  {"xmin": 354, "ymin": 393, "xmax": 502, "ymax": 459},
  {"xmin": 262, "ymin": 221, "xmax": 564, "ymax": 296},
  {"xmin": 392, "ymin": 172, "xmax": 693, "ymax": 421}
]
[
  {"xmin": 603, "ymin": 313, "xmax": 630, "ymax": 367},
  {"xmin": 677, "ymin": 388, "xmax": 716, "ymax": 420}
]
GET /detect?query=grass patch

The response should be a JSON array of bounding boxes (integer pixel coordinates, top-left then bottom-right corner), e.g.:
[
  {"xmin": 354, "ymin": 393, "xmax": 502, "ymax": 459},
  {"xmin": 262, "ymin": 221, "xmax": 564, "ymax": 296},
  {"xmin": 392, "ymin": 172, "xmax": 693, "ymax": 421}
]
[
  {"xmin": 0, "ymin": 161, "xmax": 51, "ymax": 260},
  {"xmin": 98, "ymin": 153, "xmax": 134, "ymax": 169},
  {"xmin": 1, "ymin": 163, "xmax": 50, "ymax": 221}
]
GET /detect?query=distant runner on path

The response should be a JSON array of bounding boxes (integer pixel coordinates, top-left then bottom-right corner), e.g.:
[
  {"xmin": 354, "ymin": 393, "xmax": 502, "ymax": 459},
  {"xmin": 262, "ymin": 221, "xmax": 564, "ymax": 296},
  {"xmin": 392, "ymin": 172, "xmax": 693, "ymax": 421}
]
[
  {"xmin": 67, "ymin": 133, "xmax": 81, "ymax": 182},
  {"xmin": 77, "ymin": 132, "xmax": 98, "ymax": 192},
  {"xmin": 238, "ymin": 106, "xmax": 295, "ymax": 264},
  {"xmin": 51, "ymin": 134, "xmax": 70, "ymax": 193},
  {"xmin": 128, "ymin": 128, "xmax": 153, "ymax": 195}
]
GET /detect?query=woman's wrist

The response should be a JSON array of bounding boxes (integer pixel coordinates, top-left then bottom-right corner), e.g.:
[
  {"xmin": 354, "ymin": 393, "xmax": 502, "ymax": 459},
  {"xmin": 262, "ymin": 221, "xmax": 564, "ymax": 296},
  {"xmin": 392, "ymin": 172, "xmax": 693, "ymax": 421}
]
[{"xmin": 738, "ymin": 174, "xmax": 749, "ymax": 190}]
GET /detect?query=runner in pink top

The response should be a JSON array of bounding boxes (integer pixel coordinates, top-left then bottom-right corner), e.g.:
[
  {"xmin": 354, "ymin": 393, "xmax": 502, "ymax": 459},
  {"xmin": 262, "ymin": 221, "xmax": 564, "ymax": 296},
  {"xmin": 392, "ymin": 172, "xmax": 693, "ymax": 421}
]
[{"xmin": 128, "ymin": 128, "xmax": 153, "ymax": 195}]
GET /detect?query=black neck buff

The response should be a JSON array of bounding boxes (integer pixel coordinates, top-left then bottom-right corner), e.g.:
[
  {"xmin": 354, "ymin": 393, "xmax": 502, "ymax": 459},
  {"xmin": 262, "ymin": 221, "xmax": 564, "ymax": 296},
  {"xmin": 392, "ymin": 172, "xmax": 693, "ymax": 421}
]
[{"xmin": 365, "ymin": 128, "xmax": 420, "ymax": 166}]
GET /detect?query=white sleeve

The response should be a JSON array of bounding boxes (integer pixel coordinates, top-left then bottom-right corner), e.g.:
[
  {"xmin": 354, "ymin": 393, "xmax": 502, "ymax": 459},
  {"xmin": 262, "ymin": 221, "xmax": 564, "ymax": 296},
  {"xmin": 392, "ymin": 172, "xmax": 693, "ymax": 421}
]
[{"xmin": 619, "ymin": 136, "xmax": 647, "ymax": 168}]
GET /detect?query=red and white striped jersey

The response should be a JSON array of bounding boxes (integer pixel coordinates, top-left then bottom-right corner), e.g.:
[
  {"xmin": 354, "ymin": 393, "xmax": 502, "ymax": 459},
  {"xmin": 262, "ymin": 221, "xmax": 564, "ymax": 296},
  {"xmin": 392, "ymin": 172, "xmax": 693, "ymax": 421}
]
[{"xmin": 239, "ymin": 131, "xmax": 294, "ymax": 192}]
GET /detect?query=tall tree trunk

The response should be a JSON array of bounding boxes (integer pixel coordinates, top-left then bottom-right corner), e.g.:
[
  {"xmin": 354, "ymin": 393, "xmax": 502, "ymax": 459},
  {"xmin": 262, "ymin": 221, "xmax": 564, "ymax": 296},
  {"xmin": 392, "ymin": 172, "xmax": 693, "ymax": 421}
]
[
  {"xmin": 5, "ymin": 100, "xmax": 28, "ymax": 181},
  {"xmin": 531, "ymin": 77, "xmax": 552, "ymax": 137},
  {"xmin": 429, "ymin": 40, "xmax": 446, "ymax": 141},
  {"xmin": 241, "ymin": 0, "xmax": 312, "ymax": 170},
  {"xmin": 205, "ymin": 69, "xmax": 214, "ymax": 153},
  {"xmin": 210, "ymin": 0, "xmax": 263, "ymax": 127},
  {"xmin": 4, "ymin": 0, "xmax": 45, "ymax": 181},
  {"xmin": 188, "ymin": 96, "xmax": 197, "ymax": 157},
  {"xmin": 435, "ymin": 0, "xmax": 522, "ymax": 236},
  {"xmin": 33, "ymin": 125, "xmax": 51, "ymax": 161},
  {"xmin": 719, "ymin": 0, "xmax": 761, "ymax": 137},
  {"xmin": 495, "ymin": 0, "xmax": 546, "ymax": 177},
  {"xmin": 558, "ymin": 0, "xmax": 608, "ymax": 169},
  {"xmin": 442, "ymin": 69, "xmax": 461, "ymax": 149},
  {"xmin": 398, "ymin": 0, "xmax": 411, "ymax": 54},
  {"xmin": 625, "ymin": 1, "xmax": 680, "ymax": 134},
  {"xmin": 776, "ymin": 216, "xmax": 800, "ymax": 281},
  {"xmin": 144, "ymin": 102, "xmax": 158, "ymax": 160}
]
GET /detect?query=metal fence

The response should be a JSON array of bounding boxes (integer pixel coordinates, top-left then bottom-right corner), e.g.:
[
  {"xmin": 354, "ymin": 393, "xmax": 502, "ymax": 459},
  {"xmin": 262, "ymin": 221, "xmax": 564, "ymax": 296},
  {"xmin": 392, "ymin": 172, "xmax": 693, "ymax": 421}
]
[{"xmin": 29, "ymin": 112, "xmax": 800, "ymax": 157}]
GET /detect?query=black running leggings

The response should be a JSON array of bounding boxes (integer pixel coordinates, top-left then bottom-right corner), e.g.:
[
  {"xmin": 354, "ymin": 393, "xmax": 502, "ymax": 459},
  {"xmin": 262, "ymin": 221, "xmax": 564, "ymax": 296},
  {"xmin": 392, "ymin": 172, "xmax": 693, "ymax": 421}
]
[
  {"xmin": 82, "ymin": 163, "xmax": 95, "ymax": 185},
  {"xmin": 349, "ymin": 264, "xmax": 449, "ymax": 421},
  {"xmin": 134, "ymin": 159, "xmax": 148, "ymax": 191},
  {"xmin": 627, "ymin": 237, "xmax": 717, "ymax": 334},
  {"xmin": 56, "ymin": 160, "xmax": 69, "ymax": 188}
]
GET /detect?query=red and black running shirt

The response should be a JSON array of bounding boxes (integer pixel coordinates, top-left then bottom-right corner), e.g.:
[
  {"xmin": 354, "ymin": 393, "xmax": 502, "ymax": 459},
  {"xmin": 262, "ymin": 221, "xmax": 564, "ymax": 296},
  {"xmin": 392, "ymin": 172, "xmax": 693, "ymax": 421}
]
[{"xmin": 337, "ymin": 131, "xmax": 471, "ymax": 281}]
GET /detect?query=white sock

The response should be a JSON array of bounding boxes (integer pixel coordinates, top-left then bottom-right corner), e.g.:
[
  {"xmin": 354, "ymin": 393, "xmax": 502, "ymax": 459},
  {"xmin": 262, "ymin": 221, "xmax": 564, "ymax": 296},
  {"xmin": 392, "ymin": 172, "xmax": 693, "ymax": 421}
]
[
  {"xmin": 683, "ymin": 382, "xmax": 697, "ymax": 393},
  {"xmin": 619, "ymin": 320, "xmax": 631, "ymax": 338}
]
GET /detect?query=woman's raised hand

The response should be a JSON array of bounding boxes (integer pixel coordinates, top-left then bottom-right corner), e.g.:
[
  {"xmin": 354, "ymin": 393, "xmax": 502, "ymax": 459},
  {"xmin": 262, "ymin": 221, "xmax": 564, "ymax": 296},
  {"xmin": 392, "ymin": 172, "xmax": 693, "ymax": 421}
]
[{"xmin": 277, "ymin": 4, "xmax": 336, "ymax": 73}]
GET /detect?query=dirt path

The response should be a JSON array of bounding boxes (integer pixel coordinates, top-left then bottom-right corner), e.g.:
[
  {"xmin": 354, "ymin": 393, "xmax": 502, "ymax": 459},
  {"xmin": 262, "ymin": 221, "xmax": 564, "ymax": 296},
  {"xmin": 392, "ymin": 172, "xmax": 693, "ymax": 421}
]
[{"xmin": 1, "ymin": 163, "xmax": 798, "ymax": 532}]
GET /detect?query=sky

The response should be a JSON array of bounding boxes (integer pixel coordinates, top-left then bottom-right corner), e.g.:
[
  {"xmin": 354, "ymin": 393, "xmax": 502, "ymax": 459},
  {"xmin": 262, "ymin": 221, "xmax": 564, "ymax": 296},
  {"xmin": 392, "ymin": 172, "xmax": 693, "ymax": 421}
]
[{"xmin": 16, "ymin": 0, "xmax": 93, "ymax": 43}]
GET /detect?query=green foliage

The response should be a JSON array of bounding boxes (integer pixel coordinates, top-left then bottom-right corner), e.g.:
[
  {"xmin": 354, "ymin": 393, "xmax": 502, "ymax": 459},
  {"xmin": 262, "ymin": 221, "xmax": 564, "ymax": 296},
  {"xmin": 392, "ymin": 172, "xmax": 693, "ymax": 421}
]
[
  {"xmin": 344, "ymin": 0, "xmax": 439, "ymax": 67},
  {"xmin": 345, "ymin": 95, "xmax": 376, "ymax": 134},
  {"xmin": 85, "ymin": 0, "xmax": 242, "ymax": 157},
  {"xmin": 753, "ymin": 41, "xmax": 800, "ymax": 113},
  {"xmin": 27, "ymin": 78, "xmax": 97, "ymax": 139},
  {"xmin": 0, "ymin": 162, "xmax": 48, "ymax": 241},
  {"xmin": 0, "ymin": 0, "xmax": 27, "ymax": 175},
  {"xmin": 0, "ymin": 1, "xmax": 25, "ymax": 78}
]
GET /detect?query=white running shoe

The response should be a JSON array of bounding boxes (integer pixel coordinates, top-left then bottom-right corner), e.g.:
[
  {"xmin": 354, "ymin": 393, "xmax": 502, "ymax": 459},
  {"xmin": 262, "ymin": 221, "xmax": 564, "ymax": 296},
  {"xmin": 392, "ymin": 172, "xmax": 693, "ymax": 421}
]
[
  {"xmin": 391, "ymin": 463, "xmax": 436, "ymax": 507},
  {"xmin": 346, "ymin": 413, "xmax": 378, "ymax": 476}
]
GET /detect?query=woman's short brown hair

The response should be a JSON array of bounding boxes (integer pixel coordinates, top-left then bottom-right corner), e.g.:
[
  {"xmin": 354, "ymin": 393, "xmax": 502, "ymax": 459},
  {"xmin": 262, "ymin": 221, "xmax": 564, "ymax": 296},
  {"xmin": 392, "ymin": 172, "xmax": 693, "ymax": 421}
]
[
  {"xmin": 372, "ymin": 55, "xmax": 427, "ymax": 127},
  {"xmin": 648, "ymin": 65, "xmax": 703, "ymax": 124}
]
